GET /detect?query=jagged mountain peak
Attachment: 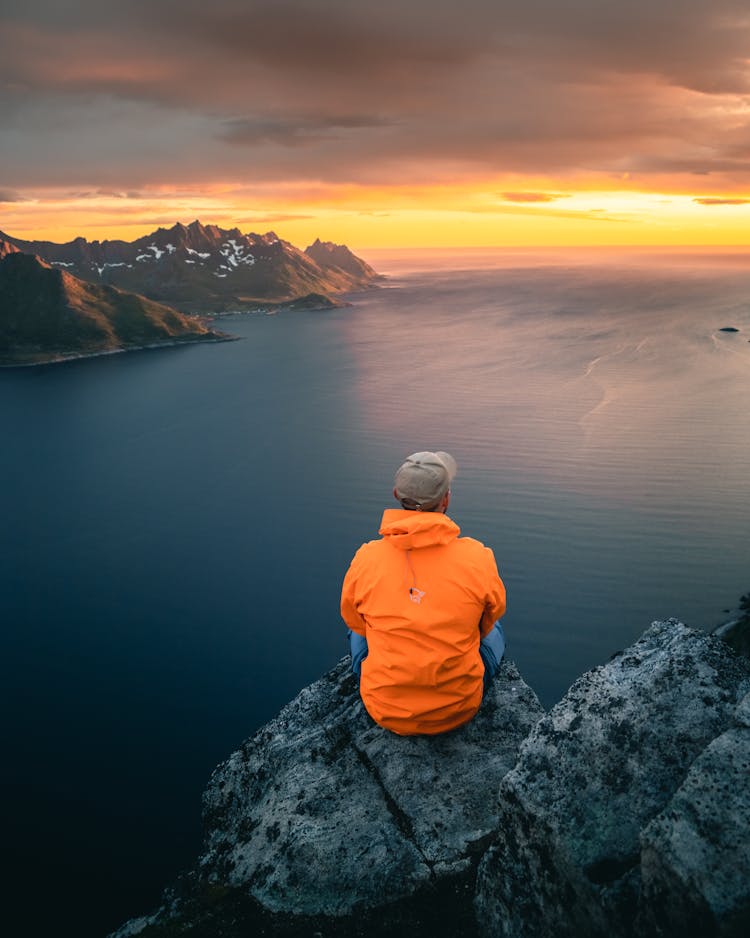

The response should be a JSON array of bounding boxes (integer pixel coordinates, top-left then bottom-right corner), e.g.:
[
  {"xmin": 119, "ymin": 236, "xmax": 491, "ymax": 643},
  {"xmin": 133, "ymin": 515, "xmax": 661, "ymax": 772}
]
[
  {"xmin": 305, "ymin": 238, "xmax": 378, "ymax": 280},
  {"xmin": 140, "ymin": 220, "xmax": 269, "ymax": 255},
  {"xmin": 0, "ymin": 222, "xmax": 381, "ymax": 312},
  {"xmin": 0, "ymin": 238, "xmax": 20, "ymax": 259}
]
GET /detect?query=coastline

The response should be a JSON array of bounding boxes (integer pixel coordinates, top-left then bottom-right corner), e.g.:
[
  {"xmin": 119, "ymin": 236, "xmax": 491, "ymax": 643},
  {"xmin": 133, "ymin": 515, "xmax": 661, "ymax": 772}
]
[
  {"xmin": 713, "ymin": 618, "xmax": 740, "ymax": 637},
  {"xmin": 207, "ymin": 298, "xmax": 353, "ymax": 320},
  {"xmin": 0, "ymin": 332, "xmax": 238, "ymax": 369}
]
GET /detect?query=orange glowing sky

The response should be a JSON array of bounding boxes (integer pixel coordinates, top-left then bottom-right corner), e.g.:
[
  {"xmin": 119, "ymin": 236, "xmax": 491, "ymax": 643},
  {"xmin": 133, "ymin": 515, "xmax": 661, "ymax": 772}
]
[{"xmin": 3, "ymin": 1, "xmax": 750, "ymax": 249}]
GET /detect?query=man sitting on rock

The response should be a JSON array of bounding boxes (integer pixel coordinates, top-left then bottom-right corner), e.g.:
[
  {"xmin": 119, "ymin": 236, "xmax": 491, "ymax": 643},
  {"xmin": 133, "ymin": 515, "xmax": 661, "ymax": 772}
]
[{"xmin": 340, "ymin": 451, "xmax": 507, "ymax": 735}]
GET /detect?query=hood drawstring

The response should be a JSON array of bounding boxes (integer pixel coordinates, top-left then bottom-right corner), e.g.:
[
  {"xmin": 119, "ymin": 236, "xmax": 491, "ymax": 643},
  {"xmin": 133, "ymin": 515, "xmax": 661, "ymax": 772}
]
[{"xmin": 404, "ymin": 550, "xmax": 425, "ymax": 604}]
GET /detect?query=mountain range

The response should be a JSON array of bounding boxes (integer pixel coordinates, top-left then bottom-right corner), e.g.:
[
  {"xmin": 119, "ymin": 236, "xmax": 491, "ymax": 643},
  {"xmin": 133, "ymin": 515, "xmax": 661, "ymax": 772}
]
[
  {"xmin": 0, "ymin": 251, "xmax": 227, "ymax": 366},
  {"xmin": 0, "ymin": 221, "xmax": 381, "ymax": 313}
]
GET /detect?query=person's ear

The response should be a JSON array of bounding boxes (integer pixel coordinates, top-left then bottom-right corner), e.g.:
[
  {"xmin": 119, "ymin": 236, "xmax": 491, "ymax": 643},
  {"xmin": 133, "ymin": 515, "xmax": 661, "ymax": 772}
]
[{"xmin": 441, "ymin": 490, "xmax": 451, "ymax": 513}]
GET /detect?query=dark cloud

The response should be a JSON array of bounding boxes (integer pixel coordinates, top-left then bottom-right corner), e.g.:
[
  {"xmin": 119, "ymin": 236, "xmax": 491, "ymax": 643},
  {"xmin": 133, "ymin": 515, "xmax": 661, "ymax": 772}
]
[
  {"xmin": 66, "ymin": 189, "xmax": 144, "ymax": 200},
  {"xmin": 0, "ymin": 188, "xmax": 29, "ymax": 202},
  {"xmin": 165, "ymin": 1, "xmax": 486, "ymax": 76},
  {"xmin": 3, "ymin": 2, "xmax": 750, "ymax": 190},
  {"xmin": 137, "ymin": 0, "xmax": 750, "ymax": 95},
  {"xmin": 221, "ymin": 114, "xmax": 395, "ymax": 148}
]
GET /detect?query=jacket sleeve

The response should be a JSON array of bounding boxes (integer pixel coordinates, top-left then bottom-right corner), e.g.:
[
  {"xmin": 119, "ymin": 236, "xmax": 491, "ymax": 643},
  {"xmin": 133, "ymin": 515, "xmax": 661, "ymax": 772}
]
[
  {"xmin": 479, "ymin": 548, "xmax": 507, "ymax": 637},
  {"xmin": 340, "ymin": 547, "xmax": 367, "ymax": 636}
]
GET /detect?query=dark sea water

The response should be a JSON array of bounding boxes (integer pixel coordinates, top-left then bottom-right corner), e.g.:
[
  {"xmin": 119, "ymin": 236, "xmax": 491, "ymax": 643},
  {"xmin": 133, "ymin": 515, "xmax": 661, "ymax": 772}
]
[{"xmin": 2, "ymin": 249, "xmax": 750, "ymax": 936}]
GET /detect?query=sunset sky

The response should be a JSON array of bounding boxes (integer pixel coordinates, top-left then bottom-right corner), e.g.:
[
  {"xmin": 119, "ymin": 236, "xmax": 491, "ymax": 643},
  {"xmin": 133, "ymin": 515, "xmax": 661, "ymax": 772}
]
[{"xmin": 3, "ymin": 0, "xmax": 750, "ymax": 248}]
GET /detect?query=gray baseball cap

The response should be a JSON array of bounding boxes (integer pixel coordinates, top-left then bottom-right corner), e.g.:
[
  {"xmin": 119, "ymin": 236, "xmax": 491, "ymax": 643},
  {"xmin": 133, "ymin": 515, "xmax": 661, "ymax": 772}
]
[{"xmin": 394, "ymin": 451, "xmax": 457, "ymax": 510}]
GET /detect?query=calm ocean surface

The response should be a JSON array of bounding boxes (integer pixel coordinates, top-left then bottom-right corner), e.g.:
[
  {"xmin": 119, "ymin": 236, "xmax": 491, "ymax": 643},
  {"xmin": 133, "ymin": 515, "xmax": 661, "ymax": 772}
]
[{"xmin": 2, "ymin": 249, "xmax": 749, "ymax": 935}]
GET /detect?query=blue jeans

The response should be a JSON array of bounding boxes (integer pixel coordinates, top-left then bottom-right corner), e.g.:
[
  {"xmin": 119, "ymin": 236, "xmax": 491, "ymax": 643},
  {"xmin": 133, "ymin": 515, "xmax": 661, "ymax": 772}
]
[{"xmin": 348, "ymin": 621, "xmax": 506, "ymax": 694}]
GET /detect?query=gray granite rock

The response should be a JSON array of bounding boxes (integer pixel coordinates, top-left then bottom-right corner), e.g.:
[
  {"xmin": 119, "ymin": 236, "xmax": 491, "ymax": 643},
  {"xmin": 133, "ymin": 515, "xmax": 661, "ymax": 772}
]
[
  {"xmin": 637, "ymin": 690, "xmax": 750, "ymax": 938},
  {"xmin": 474, "ymin": 620, "xmax": 750, "ymax": 938},
  {"xmin": 112, "ymin": 655, "xmax": 543, "ymax": 937}
]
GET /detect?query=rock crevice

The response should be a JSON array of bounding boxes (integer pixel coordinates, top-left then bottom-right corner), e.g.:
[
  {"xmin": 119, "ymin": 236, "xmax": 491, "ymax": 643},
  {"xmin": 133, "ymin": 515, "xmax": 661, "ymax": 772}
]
[{"xmin": 348, "ymin": 734, "xmax": 436, "ymax": 877}]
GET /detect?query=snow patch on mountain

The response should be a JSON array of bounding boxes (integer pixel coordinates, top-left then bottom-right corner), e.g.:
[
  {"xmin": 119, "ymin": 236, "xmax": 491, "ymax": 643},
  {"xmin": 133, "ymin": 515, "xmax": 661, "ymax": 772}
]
[
  {"xmin": 219, "ymin": 241, "xmax": 256, "ymax": 271},
  {"xmin": 95, "ymin": 262, "xmax": 129, "ymax": 277}
]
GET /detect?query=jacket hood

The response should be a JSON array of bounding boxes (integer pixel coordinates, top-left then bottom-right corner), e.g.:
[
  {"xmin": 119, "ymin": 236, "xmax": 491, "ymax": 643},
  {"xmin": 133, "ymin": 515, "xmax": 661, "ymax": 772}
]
[{"xmin": 378, "ymin": 509, "xmax": 460, "ymax": 550}]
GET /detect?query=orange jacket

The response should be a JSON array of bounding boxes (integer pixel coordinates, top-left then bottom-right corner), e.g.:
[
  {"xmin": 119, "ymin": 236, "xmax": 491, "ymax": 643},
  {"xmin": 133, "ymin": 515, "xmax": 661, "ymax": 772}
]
[{"xmin": 340, "ymin": 509, "xmax": 506, "ymax": 735}]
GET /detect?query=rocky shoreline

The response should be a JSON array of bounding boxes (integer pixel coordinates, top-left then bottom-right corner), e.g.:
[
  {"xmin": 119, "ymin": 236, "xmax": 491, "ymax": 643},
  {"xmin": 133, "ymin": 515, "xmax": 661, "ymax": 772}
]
[
  {"xmin": 209, "ymin": 291, "xmax": 350, "ymax": 319},
  {"xmin": 712, "ymin": 596, "xmax": 750, "ymax": 658},
  {"xmin": 0, "ymin": 331, "xmax": 237, "ymax": 368},
  {"xmin": 111, "ymin": 619, "xmax": 750, "ymax": 938}
]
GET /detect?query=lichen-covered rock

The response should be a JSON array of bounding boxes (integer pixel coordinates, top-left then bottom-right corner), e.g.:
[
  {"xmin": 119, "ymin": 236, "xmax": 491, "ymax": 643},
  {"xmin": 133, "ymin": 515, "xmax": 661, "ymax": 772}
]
[
  {"xmin": 474, "ymin": 620, "xmax": 750, "ymax": 938},
  {"xmin": 112, "ymin": 656, "xmax": 543, "ymax": 937},
  {"xmin": 637, "ymin": 690, "xmax": 750, "ymax": 938}
]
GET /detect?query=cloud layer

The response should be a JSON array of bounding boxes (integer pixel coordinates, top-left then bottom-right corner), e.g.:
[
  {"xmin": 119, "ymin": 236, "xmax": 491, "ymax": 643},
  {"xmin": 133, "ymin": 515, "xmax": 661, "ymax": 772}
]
[{"xmin": 2, "ymin": 1, "xmax": 750, "ymax": 199}]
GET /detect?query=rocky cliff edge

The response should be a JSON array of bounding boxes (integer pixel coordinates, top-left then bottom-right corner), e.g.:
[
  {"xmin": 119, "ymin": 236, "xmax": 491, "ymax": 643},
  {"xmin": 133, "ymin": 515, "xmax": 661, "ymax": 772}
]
[{"xmin": 112, "ymin": 621, "xmax": 750, "ymax": 938}]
